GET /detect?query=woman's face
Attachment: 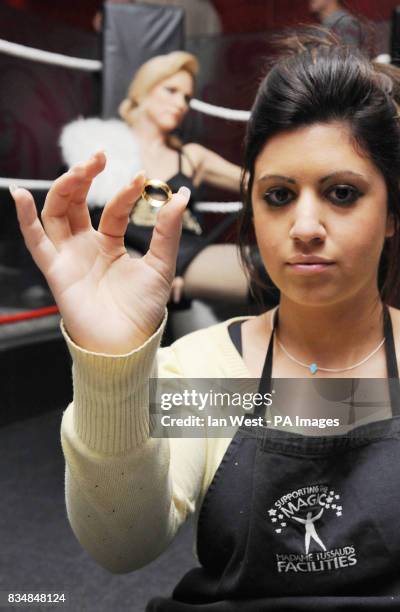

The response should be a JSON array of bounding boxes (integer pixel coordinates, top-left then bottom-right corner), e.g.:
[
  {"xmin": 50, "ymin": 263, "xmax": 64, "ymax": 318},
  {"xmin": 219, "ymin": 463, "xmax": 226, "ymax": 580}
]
[
  {"xmin": 309, "ymin": 0, "xmax": 331, "ymax": 15},
  {"xmin": 142, "ymin": 69, "xmax": 193, "ymax": 133},
  {"xmin": 251, "ymin": 122, "xmax": 395, "ymax": 307}
]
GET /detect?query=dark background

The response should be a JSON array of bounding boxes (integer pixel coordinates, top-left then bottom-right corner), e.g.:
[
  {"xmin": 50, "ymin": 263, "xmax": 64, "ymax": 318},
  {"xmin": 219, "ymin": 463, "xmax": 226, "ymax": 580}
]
[{"xmin": 3, "ymin": 0, "xmax": 400, "ymax": 33}]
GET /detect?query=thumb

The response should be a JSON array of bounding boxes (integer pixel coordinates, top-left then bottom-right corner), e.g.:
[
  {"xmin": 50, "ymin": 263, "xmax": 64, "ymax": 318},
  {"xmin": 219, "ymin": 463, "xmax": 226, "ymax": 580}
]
[{"xmin": 144, "ymin": 186, "xmax": 190, "ymax": 279}]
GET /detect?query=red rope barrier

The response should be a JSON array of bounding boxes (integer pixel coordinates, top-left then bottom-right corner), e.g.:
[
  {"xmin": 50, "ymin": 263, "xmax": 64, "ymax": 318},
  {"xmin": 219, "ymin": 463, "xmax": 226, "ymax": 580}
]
[{"xmin": 0, "ymin": 305, "xmax": 59, "ymax": 325}]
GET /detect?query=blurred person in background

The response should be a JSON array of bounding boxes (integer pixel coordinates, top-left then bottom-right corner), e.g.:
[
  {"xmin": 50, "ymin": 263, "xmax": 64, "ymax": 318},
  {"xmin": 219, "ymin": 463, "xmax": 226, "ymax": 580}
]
[{"xmin": 310, "ymin": 0, "xmax": 363, "ymax": 48}]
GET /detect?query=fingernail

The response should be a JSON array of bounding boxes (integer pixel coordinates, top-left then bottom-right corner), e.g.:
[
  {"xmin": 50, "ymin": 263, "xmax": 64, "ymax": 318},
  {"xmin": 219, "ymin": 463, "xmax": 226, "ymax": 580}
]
[
  {"xmin": 131, "ymin": 170, "xmax": 146, "ymax": 184},
  {"xmin": 178, "ymin": 186, "xmax": 191, "ymax": 200},
  {"xmin": 90, "ymin": 150, "xmax": 105, "ymax": 163},
  {"xmin": 9, "ymin": 183, "xmax": 19, "ymax": 196}
]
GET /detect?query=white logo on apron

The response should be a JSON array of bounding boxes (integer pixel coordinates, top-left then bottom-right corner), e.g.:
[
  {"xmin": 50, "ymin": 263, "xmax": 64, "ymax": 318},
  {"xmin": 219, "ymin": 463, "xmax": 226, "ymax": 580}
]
[{"xmin": 267, "ymin": 484, "xmax": 357, "ymax": 573}]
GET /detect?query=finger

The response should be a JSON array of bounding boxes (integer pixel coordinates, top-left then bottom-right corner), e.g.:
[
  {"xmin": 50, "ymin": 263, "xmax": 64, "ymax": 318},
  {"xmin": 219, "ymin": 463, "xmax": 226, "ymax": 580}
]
[
  {"xmin": 168, "ymin": 278, "xmax": 178, "ymax": 303},
  {"xmin": 98, "ymin": 170, "xmax": 146, "ymax": 238},
  {"xmin": 144, "ymin": 187, "xmax": 190, "ymax": 281},
  {"xmin": 67, "ymin": 158, "xmax": 104, "ymax": 234},
  {"xmin": 41, "ymin": 152, "xmax": 106, "ymax": 244},
  {"xmin": 66, "ymin": 152, "xmax": 107, "ymax": 233},
  {"xmin": 173, "ymin": 283, "xmax": 181, "ymax": 303},
  {"xmin": 172, "ymin": 277, "xmax": 184, "ymax": 303},
  {"xmin": 11, "ymin": 187, "xmax": 57, "ymax": 273}
]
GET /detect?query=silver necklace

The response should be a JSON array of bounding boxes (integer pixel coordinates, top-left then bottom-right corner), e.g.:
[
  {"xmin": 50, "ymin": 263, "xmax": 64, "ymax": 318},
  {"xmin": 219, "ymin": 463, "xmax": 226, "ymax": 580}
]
[{"xmin": 270, "ymin": 307, "xmax": 386, "ymax": 375}]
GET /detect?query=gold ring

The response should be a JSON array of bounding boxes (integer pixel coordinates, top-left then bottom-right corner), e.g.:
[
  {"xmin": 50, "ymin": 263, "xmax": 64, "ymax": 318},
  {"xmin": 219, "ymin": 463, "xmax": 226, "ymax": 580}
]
[{"xmin": 142, "ymin": 179, "xmax": 172, "ymax": 209}]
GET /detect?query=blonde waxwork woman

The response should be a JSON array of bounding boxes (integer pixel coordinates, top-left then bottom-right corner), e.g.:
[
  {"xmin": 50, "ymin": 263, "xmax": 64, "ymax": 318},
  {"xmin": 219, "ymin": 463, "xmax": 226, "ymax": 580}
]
[{"xmin": 60, "ymin": 51, "xmax": 247, "ymax": 304}]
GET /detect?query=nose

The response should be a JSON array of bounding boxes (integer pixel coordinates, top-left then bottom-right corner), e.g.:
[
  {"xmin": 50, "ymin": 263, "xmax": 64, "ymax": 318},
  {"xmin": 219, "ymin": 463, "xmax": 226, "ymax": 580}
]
[
  {"xmin": 175, "ymin": 93, "xmax": 188, "ymax": 112},
  {"xmin": 289, "ymin": 192, "xmax": 327, "ymax": 245}
]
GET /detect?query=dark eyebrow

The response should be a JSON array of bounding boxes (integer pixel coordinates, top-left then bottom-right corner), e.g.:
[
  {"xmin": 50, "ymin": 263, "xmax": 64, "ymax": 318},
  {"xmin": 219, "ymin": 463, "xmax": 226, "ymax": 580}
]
[
  {"xmin": 319, "ymin": 171, "xmax": 365, "ymax": 184},
  {"xmin": 257, "ymin": 174, "xmax": 297, "ymax": 184}
]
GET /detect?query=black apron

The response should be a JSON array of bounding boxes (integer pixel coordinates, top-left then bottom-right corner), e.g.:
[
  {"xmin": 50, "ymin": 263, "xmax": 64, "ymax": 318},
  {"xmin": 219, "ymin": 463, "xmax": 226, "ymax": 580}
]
[{"xmin": 147, "ymin": 305, "xmax": 400, "ymax": 610}]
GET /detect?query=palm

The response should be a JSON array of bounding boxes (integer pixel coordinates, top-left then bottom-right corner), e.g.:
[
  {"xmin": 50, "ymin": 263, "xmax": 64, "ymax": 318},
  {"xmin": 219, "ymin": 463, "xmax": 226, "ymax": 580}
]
[{"xmin": 12, "ymin": 153, "xmax": 189, "ymax": 353}]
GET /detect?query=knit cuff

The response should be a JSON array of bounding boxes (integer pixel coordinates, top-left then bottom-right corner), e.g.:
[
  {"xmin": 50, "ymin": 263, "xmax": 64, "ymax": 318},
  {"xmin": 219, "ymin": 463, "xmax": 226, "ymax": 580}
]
[{"xmin": 60, "ymin": 311, "xmax": 168, "ymax": 455}]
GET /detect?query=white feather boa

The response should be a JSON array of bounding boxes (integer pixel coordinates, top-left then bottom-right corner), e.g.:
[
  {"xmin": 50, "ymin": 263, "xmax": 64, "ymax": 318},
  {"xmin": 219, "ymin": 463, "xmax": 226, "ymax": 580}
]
[{"xmin": 59, "ymin": 117, "xmax": 142, "ymax": 208}]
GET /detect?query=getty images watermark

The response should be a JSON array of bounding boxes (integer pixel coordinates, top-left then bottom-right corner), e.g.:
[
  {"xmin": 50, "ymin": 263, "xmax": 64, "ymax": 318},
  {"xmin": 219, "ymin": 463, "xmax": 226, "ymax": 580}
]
[{"xmin": 148, "ymin": 378, "xmax": 392, "ymax": 438}]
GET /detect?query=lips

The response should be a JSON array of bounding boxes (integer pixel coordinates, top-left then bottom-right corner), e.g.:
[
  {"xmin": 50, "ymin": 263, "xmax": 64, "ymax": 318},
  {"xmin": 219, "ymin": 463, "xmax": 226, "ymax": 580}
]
[
  {"xmin": 286, "ymin": 256, "xmax": 336, "ymax": 274},
  {"xmin": 287, "ymin": 256, "xmax": 335, "ymax": 265},
  {"xmin": 288, "ymin": 263, "xmax": 335, "ymax": 267}
]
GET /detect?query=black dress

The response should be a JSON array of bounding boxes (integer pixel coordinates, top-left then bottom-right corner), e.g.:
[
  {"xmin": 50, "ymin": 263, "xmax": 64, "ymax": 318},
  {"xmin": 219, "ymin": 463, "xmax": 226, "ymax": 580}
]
[
  {"xmin": 124, "ymin": 150, "xmax": 204, "ymax": 276},
  {"xmin": 124, "ymin": 150, "xmax": 237, "ymax": 277}
]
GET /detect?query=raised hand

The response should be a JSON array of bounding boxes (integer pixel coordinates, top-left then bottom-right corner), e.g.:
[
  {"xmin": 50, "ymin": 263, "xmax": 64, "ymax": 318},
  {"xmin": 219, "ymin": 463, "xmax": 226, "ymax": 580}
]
[{"xmin": 11, "ymin": 152, "xmax": 190, "ymax": 354}]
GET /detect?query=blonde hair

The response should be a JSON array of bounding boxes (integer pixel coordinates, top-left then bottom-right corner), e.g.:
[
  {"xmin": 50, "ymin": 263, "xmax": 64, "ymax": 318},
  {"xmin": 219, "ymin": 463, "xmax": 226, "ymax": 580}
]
[{"xmin": 118, "ymin": 51, "xmax": 199, "ymax": 129}]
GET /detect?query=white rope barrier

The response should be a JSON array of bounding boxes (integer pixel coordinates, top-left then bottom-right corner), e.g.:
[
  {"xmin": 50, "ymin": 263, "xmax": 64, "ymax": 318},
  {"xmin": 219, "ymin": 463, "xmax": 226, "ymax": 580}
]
[
  {"xmin": 189, "ymin": 98, "xmax": 250, "ymax": 122},
  {"xmin": 194, "ymin": 201, "xmax": 243, "ymax": 213},
  {"xmin": 0, "ymin": 39, "xmax": 102, "ymax": 72},
  {"xmin": 0, "ymin": 177, "xmax": 53, "ymax": 190},
  {"xmin": 374, "ymin": 53, "xmax": 391, "ymax": 64}
]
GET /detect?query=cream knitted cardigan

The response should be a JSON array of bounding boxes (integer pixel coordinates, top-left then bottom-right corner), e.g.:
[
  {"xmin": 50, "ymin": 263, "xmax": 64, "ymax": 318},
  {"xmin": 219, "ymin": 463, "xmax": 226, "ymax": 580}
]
[{"xmin": 60, "ymin": 312, "xmax": 251, "ymax": 574}]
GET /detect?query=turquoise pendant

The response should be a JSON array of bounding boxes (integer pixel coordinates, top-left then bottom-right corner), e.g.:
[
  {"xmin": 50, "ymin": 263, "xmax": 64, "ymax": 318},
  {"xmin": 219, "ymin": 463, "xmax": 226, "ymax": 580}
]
[{"xmin": 310, "ymin": 363, "xmax": 318, "ymax": 375}]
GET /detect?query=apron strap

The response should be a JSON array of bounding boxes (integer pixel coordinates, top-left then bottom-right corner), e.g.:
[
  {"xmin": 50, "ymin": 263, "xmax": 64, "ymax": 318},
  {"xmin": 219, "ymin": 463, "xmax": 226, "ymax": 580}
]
[
  {"xmin": 255, "ymin": 309, "xmax": 277, "ymax": 413},
  {"xmin": 384, "ymin": 304, "xmax": 399, "ymax": 378},
  {"xmin": 383, "ymin": 305, "xmax": 400, "ymax": 415}
]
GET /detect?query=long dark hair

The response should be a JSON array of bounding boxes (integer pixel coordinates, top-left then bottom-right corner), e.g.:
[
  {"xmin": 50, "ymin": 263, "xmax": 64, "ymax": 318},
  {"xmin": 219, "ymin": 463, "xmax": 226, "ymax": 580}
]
[{"xmin": 239, "ymin": 32, "xmax": 400, "ymax": 307}]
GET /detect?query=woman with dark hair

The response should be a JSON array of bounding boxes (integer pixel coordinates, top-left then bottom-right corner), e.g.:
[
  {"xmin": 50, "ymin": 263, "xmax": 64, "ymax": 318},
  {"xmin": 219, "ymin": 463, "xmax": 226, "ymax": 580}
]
[{"xmin": 11, "ymin": 33, "xmax": 400, "ymax": 609}]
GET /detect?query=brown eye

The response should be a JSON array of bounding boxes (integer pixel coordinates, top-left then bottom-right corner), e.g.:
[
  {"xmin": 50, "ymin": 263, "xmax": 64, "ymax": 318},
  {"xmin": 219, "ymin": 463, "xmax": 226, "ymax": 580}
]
[
  {"xmin": 263, "ymin": 188, "xmax": 295, "ymax": 207},
  {"xmin": 327, "ymin": 185, "xmax": 362, "ymax": 205}
]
